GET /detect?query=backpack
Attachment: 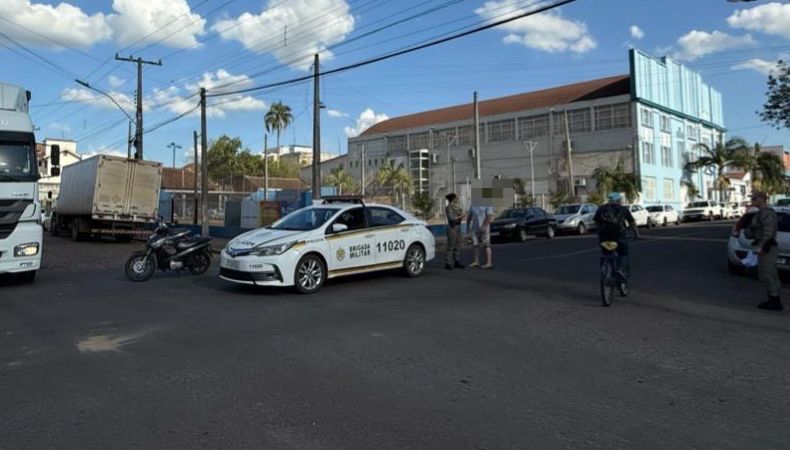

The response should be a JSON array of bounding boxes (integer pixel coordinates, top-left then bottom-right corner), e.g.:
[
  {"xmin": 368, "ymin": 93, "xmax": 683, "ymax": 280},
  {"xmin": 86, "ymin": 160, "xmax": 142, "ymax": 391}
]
[{"xmin": 597, "ymin": 204, "xmax": 626, "ymax": 235}]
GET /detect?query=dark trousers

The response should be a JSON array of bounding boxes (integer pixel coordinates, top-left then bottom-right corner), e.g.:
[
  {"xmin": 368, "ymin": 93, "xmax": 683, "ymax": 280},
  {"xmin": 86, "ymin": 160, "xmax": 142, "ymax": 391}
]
[
  {"xmin": 445, "ymin": 225, "xmax": 462, "ymax": 265},
  {"xmin": 600, "ymin": 236, "xmax": 630, "ymax": 276},
  {"xmin": 758, "ymin": 245, "xmax": 780, "ymax": 297}
]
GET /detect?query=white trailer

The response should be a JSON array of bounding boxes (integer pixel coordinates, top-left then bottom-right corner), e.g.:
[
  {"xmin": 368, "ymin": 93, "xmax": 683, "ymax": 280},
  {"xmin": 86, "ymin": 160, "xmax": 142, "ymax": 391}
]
[{"xmin": 51, "ymin": 155, "xmax": 162, "ymax": 241}]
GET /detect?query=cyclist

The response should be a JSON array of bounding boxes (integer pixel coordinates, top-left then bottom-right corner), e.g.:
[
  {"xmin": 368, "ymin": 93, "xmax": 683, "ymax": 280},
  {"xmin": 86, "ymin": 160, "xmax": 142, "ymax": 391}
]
[{"xmin": 594, "ymin": 192, "xmax": 640, "ymax": 278}]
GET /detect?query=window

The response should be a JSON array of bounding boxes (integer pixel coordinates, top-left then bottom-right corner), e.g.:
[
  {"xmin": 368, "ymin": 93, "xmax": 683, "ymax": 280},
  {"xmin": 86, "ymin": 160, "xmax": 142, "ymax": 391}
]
[
  {"xmin": 663, "ymin": 178, "xmax": 674, "ymax": 201},
  {"xmin": 366, "ymin": 207, "xmax": 405, "ymax": 227},
  {"xmin": 569, "ymin": 109, "xmax": 592, "ymax": 133},
  {"xmin": 676, "ymin": 141, "xmax": 685, "ymax": 167},
  {"xmin": 457, "ymin": 125, "xmax": 474, "ymax": 146},
  {"xmin": 643, "ymin": 177, "xmax": 657, "ymax": 200},
  {"xmin": 642, "ymin": 141, "xmax": 655, "ymax": 165},
  {"xmin": 517, "ymin": 114, "xmax": 549, "ymax": 138},
  {"xmin": 661, "ymin": 145, "xmax": 672, "ymax": 167},
  {"xmin": 641, "ymin": 108, "xmax": 653, "ymax": 127},
  {"xmin": 687, "ymin": 125, "xmax": 698, "ymax": 141},
  {"xmin": 552, "ymin": 111, "xmax": 565, "ymax": 135},
  {"xmin": 435, "ymin": 127, "xmax": 456, "ymax": 146},
  {"xmin": 332, "ymin": 207, "xmax": 366, "ymax": 232},
  {"xmin": 594, "ymin": 103, "xmax": 631, "ymax": 130},
  {"xmin": 660, "ymin": 115, "xmax": 671, "ymax": 132},
  {"xmin": 487, "ymin": 119, "xmax": 515, "ymax": 142},
  {"xmin": 387, "ymin": 135, "xmax": 407, "ymax": 153},
  {"xmin": 409, "ymin": 132, "xmax": 429, "ymax": 150}
]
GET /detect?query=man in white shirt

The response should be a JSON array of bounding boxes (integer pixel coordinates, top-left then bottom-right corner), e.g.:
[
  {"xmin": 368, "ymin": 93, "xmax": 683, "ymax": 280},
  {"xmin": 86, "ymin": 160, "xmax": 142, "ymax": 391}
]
[{"xmin": 467, "ymin": 203, "xmax": 494, "ymax": 269}]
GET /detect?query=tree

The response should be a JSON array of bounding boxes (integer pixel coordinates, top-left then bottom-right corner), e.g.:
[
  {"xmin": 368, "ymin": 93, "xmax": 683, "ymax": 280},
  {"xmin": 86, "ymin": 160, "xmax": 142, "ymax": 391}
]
[
  {"xmin": 411, "ymin": 192, "xmax": 436, "ymax": 220},
  {"xmin": 591, "ymin": 159, "xmax": 641, "ymax": 203},
  {"xmin": 681, "ymin": 180, "xmax": 700, "ymax": 202},
  {"xmin": 325, "ymin": 167, "xmax": 357, "ymax": 195},
  {"xmin": 731, "ymin": 141, "xmax": 786, "ymax": 196},
  {"xmin": 760, "ymin": 59, "xmax": 790, "ymax": 130},
  {"xmin": 264, "ymin": 101, "xmax": 294, "ymax": 149},
  {"xmin": 267, "ymin": 158, "xmax": 301, "ymax": 178},
  {"xmin": 207, "ymin": 135, "xmax": 244, "ymax": 181},
  {"xmin": 685, "ymin": 138, "xmax": 748, "ymax": 202},
  {"xmin": 377, "ymin": 160, "xmax": 412, "ymax": 208}
]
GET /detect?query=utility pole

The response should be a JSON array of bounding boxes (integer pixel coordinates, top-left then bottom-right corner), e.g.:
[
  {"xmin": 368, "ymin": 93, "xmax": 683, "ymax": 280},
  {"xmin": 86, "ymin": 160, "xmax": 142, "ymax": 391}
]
[
  {"xmin": 200, "ymin": 88, "xmax": 209, "ymax": 237},
  {"xmin": 361, "ymin": 142, "xmax": 366, "ymax": 196},
  {"xmin": 263, "ymin": 133, "xmax": 269, "ymax": 200},
  {"xmin": 563, "ymin": 110, "xmax": 574, "ymax": 198},
  {"xmin": 311, "ymin": 53, "xmax": 321, "ymax": 200},
  {"xmin": 473, "ymin": 91, "xmax": 481, "ymax": 179},
  {"xmin": 522, "ymin": 140, "xmax": 537, "ymax": 199},
  {"xmin": 126, "ymin": 121, "xmax": 132, "ymax": 159},
  {"xmin": 115, "ymin": 54, "xmax": 162, "ymax": 160},
  {"xmin": 193, "ymin": 130, "xmax": 198, "ymax": 225},
  {"xmin": 451, "ymin": 157, "xmax": 456, "ymax": 191},
  {"xmin": 167, "ymin": 142, "xmax": 182, "ymax": 168}
]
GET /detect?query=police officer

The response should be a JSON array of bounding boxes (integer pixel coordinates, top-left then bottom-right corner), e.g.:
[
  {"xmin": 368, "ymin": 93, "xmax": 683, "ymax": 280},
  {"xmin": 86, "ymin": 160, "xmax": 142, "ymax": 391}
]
[
  {"xmin": 750, "ymin": 191, "xmax": 783, "ymax": 311},
  {"xmin": 444, "ymin": 193, "xmax": 465, "ymax": 270}
]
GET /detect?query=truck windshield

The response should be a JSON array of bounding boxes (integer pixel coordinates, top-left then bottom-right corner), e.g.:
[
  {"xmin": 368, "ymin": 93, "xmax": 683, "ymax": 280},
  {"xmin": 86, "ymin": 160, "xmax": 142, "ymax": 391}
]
[{"xmin": 0, "ymin": 140, "xmax": 36, "ymax": 181}]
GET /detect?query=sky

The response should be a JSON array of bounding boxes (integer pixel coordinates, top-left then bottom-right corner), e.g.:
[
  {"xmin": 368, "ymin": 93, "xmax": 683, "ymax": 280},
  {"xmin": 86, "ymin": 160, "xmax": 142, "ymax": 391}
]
[{"xmin": 1, "ymin": 0, "xmax": 788, "ymax": 168}]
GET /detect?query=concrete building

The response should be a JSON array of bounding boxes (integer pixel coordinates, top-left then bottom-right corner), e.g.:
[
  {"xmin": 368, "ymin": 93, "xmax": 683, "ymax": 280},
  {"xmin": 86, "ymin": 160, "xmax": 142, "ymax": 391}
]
[
  {"xmin": 264, "ymin": 145, "xmax": 334, "ymax": 167},
  {"xmin": 36, "ymin": 138, "xmax": 81, "ymax": 211},
  {"xmin": 344, "ymin": 49, "xmax": 724, "ymax": 211}
]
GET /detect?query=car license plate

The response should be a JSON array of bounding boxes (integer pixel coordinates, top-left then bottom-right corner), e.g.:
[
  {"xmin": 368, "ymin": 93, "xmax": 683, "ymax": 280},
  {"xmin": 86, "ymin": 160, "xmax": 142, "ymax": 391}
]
[
  {"xmin": 490, "ymin": 232, "xmax": 500, "ymax": 237},
  {"xmin": 224, "ymin": 258, "xmax": 241, "ymax": 270}
]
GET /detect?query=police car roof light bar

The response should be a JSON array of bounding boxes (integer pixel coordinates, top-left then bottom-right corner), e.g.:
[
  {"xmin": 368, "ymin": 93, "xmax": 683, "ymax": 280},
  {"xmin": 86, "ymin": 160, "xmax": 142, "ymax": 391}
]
[{"xmin": 322, "ymin": 195, "xmax": 365, "ymax": 205}]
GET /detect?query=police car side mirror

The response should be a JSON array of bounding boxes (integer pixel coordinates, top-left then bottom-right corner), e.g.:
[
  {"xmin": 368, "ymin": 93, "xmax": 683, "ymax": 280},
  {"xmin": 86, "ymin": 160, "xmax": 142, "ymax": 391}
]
[{"xmin": 331, "ymin": 223, "xmax": 348, "ymax": 233}]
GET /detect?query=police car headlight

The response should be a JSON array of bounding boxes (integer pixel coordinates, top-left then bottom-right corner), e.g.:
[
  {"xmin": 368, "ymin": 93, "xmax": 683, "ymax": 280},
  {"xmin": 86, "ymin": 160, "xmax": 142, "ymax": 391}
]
[
  {"xmin": 14, "ymin": 242, "xmax": 39, "ymax": 257},
  {"xmin": 252, "ymin": 241, "xmax": 297, "ymax": 256}
]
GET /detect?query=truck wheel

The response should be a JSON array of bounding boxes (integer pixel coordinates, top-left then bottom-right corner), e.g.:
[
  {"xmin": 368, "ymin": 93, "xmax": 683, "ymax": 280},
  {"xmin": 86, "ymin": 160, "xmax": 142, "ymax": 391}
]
[{"xmin": 17, "ymin": 270, "xmax": 37, "ymax": 283}]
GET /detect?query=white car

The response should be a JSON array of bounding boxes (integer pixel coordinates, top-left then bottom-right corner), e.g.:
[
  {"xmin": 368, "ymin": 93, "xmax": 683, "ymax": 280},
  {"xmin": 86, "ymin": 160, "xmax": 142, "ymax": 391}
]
[
  {"xmin": 646, "ymin": 204, "xmax": 680, "ymax": 226},
  {"xmin": 219, "ymin": 198, "xmax": 436, "ymax": 293},
  {"xmin": 683, "ymin": 200, "xmax": 721, "ymax": 222},
  {"xmin": 554, "ymin": 203, "xmax": 597, "ymax": 235},
  {"xmin": 727, "ymin": 207, "xmax": 790, "ymax": 275},
  {"xmin": 626, "ymin": 204, "xmax": 652, "ymax": 228}
]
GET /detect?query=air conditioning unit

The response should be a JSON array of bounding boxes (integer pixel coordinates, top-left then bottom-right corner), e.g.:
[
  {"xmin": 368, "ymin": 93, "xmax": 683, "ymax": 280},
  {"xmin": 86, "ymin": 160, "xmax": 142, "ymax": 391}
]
[{"xmin": 574, "ymin": 178, "xmax": 587, "ymax": 187}]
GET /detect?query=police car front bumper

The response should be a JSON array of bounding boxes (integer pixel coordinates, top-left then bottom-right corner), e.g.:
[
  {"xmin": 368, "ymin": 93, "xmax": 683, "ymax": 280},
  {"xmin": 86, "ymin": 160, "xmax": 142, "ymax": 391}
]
[{"xmin": 219, "ymin": 250, "xmax": 299, "ymax": 286}]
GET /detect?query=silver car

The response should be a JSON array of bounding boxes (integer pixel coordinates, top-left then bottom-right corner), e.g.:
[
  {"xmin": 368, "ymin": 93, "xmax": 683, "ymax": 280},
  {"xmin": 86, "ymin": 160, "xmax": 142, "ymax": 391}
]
[
  {"xmin": 726, "ymin": 207, "xmax": 790, "ymax": 275},
  {"xmin": 554, "ymin": 203, "xmax": 597, "ymax": 235}
]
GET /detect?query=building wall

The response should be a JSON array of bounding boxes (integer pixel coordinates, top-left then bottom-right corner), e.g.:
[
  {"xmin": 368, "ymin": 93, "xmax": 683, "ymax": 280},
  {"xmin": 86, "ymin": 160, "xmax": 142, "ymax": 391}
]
[{"xmin": 38, "ymin": 139, "xmax": 81, "ymax": 211}]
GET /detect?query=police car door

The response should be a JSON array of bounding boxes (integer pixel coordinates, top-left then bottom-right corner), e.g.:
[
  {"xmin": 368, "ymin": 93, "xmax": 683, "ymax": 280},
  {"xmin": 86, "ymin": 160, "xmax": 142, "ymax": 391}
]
[
  {"xmin": 366, "ymin": 206, "xmax": 409, "ymax": 264},
  {"xmin": 326, "ymin": 206, "xmax": 375, "ymax": 272}
]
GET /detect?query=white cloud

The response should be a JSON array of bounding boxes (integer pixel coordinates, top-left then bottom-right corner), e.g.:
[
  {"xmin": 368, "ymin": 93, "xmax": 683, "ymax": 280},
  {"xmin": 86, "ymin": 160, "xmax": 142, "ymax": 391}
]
[
  {"xmin": 475, "ymin": 0, "xmax": 596, "ymax": 53},
  {"xmin": 732, "ymin": 58, "xmax": 781, "ymax": 75},
  {"xmin": 107, "ymin": 0, "xmax": 205, "ymax": 48},
  {"xmin": 0, "ymin": 0, "xmax": 204, "ymax": 49},
  {"xmin": 0, "ymin": 0, "xmax": 112, "ymax": 48},
  {"xmin": 344, "ymin": 109, "xmax": 389, "ymax": 137},
  {"xmin": 212, "ymin": 0, "xmax": 355, "ymax": 69},
  {"xmin": 630, "ymin": 25, "xmax": 645, "ymax": 40},
  {"xmin": 327, "ymin": 109, "xmax": 348, "ymax": 118},
  {"xmin": 61, "ymin": 87, "xmax": 138, "ymax": 112},
  {"xmin": 153, "ymin": 69, "xmax": 266, "ymax": 118},
  {"xmin": 674, "ymin": 30, "xmax": 756, "ymax": 61},
  {"xmin": 82, "ymin": 146, "xmax": 126, "ymax": 158},
  {"xmin": 727, "ymin": 2, "xmax": 790, "ymax": 39},
  {"xmin": 107, "ymin": 75, "xmax": 126, "ymax": 88},
  {"xmin": 48, "ymin": 122, "xmax": 71, "ymax": 135}
]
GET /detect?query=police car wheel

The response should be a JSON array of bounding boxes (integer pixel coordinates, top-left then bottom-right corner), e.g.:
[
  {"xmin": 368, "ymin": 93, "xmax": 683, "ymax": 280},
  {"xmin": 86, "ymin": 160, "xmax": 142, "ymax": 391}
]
[
  {"xmin": 403, "ymin": 244, "xmax": 425, "ymax": 277},
  {"xmin": 294, "ymin": 254, "xmax": 325, "ymax": 294}
]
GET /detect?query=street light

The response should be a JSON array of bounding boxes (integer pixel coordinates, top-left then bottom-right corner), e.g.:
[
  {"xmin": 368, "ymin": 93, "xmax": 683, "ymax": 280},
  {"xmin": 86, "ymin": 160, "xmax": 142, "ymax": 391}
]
[
  {"xmin": 167, "ymin": 142, "xmax": 183, "ymax": 168},
  {"xmin": 75, "ymin": 79, "xmax": 135, "ymax": 124}
]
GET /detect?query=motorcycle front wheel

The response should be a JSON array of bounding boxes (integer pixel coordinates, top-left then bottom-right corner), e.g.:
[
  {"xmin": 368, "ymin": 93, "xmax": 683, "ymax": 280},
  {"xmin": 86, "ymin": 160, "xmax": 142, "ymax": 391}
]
[
  {"xmin": 189, "ymin": 249, "xmax": 212, "ymax": 275},
  {"xmin": 125, "ymin": 252, "xmax": 157, "ymax": 282}
]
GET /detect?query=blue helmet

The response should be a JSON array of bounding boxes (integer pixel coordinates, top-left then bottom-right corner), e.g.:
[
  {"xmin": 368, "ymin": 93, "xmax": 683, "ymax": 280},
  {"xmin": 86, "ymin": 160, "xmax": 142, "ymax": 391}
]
[{"xmin": 608, "ymin": 192, "xmax": 622, "ymax": 202}]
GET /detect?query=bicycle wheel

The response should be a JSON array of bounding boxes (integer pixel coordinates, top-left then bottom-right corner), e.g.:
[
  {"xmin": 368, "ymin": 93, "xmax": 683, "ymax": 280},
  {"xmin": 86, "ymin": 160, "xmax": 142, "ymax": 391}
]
[
  {"xmin": 600, "ymin": 259, "xmax": 614, "ymax": 307},
  {"xmin": 617, "ymin": 271, "xmax": 630, "ymax": 297}
]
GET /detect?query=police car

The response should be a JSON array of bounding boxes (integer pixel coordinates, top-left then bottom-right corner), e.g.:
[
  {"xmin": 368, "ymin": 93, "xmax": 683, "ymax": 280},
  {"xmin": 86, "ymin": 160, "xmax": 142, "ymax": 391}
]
[{"xmin": 219, "ymin": 196, "xmax": 436, "ymax": 293}]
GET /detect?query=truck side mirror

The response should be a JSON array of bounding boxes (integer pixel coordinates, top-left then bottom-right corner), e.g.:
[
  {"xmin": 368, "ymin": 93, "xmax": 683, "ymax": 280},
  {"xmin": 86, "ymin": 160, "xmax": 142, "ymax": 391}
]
[{"xmin": 50, "ymin": 144, "xmax": 61, "ymax": 168}]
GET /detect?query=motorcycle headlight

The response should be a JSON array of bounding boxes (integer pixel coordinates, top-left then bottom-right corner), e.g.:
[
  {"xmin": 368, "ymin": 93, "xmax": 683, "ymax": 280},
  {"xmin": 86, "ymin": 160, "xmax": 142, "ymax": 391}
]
[
  {"xmin": 504, "ymin": 223, "xmax": 517, "ymax": 229},
  {"xmin": 252, "ymin": 241, "xmax": 297, "ymax": 256},
  {"xmin": 14, "ymin": 242, "xmax": 39, "ymax": 257},
  {"xmin": 149, "ymin": 236, "xmax": 165, "ymax": 249}
]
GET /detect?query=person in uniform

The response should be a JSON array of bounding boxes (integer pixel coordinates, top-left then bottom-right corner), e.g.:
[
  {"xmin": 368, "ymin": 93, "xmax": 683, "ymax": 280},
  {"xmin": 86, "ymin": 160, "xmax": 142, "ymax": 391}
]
[
  {"xmin": 750, "ymin": 191, "xmax": 783, "ymax": 311},
  {"xmin": 444, "ymin": 193, "xmax": 465, "ymax": 270}
]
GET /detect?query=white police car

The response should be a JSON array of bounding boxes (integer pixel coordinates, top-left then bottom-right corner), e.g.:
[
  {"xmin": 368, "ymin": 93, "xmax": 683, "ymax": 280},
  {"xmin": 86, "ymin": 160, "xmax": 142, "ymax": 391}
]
[{"xmin": 220, "ymin": 197, "xmax": 436, "ymax": 293}]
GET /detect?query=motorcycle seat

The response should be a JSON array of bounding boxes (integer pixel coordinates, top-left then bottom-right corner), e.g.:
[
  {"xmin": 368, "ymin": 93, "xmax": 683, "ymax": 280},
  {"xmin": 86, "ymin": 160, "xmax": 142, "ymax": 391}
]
[{"xmin": 176, "ymin": 237, "xmax": 210, "ymax": 250}]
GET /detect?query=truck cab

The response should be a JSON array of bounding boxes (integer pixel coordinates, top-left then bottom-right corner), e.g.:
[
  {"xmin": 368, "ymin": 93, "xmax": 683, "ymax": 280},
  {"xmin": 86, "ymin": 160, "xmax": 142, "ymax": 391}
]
[{"xmin": 0, "ymin": 83, "xmax": 58, "ymax": 282}]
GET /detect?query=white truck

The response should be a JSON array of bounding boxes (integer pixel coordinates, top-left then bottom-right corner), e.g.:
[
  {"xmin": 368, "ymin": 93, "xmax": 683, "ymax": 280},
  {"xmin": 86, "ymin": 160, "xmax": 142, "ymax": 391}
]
[
  {"xmin": 51, "ymin": 155, "xmax": 162, "ymax": 241},
  {"xmin": 0, "ymin": 83, "xmax": 53, "ymax": 282}
]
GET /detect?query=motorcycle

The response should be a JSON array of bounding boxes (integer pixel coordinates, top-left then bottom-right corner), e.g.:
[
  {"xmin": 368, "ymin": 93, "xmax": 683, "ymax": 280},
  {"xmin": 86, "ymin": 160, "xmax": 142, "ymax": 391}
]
[{"xmin": 125, "ymin": 218, "xmax": 212, "ymax": 282}]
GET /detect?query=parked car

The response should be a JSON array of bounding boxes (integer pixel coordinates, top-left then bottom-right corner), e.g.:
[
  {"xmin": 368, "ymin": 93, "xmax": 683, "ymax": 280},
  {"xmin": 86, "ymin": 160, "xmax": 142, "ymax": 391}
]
[
  {"xmin": 490, "ymin": 207, "xmax": 557, "ymax": 242},
  {"xmin": 683, "ymin": 200, "xmax": 721, "ymax": 222},
  {"xmin": 775, "ymin": 198, "xmax": 790, "ymax": 207},
  {"xmin": 727, "ymin": 202, "xmax": 743, "ymax": 218},
  {"xmin": 719, "ymin": 203, "xmax": 733, "ymax": 220},
  {"xmin": 727, "ymin": 207, "xmax": 790, "ymax": 275},
  {"xmin": 626, "ymin": 204, "xmax": 652, "ymax": 228},
  {"xmin": 554, "ymin": 203, "xmax": 597, "ymax": 235},
  {"xmin": 646, "ymin": 205, "xmax": 680, "ymax": 226}
]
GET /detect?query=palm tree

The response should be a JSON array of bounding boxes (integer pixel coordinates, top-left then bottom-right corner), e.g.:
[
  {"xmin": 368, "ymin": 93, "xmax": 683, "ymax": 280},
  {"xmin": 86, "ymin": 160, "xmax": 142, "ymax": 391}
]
[
  {"xmin": 685, "ymin": 138, "xmax": 748, "ymax": 201},
  {"xmin": 732, "ymin": 142, "xmax": 786, "ymax": 195},
  {"xmin": 325, "ymin": 167, "xmax": 356, "ymax": 195},
  {"xmin": 591, "ymin": 159, "xmax": 641, "ymax": 203},
  {"xmin": 377, "ymin": 159, "xmax": 412, "ymax": 208},
  {"xmin": 264, "ymin": 101, "xmax": 294, "ymax": 149}
]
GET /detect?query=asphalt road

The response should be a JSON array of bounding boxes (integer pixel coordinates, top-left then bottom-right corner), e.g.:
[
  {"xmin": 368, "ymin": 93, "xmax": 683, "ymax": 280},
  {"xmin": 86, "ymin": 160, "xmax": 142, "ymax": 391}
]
[{"xmin": 2, "ymin": 223, "xmax": 789, "ymax": 449}]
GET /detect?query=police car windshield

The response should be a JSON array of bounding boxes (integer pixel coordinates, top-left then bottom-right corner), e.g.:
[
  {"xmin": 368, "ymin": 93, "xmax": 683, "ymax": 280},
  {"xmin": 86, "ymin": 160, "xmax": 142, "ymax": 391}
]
[{"xmin": 270, "ymin": 207, "xmax": 339, "ymax": 231}]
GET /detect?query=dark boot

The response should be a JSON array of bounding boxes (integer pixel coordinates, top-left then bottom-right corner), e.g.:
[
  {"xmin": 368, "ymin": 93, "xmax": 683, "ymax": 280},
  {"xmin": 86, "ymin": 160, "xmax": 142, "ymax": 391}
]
[
  {"xmin": 758, "ymin": 296, "xmax": 784, "ymax": 311},
  {"xmin": 454, "ymin": 261, "xmax": 465, "ymax": 269},
  {"xmin": 445, "ymin": 263, "xmax": 454, "ymax": 270}
]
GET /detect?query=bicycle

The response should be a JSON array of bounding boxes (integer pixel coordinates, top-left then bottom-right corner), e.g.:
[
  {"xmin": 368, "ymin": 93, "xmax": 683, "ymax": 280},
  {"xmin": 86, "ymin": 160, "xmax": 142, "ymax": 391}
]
[{"xmin": 600, "ymin": 241, "xmax": 629, "ymax": 306}]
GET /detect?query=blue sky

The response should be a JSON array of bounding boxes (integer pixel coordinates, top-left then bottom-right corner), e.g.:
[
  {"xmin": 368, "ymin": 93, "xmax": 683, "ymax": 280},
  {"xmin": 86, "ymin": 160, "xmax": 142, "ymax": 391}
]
[{"xmin": 1, "ymin": 0, "xmax": 788, "ymax": 167}]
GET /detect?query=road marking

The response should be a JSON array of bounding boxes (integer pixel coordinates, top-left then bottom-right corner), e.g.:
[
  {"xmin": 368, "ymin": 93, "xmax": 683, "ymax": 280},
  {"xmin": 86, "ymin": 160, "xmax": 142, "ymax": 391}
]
[{"xmin": 77, "ymin": 329, "xmax": 152, "ymax": 353}]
